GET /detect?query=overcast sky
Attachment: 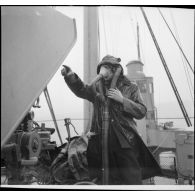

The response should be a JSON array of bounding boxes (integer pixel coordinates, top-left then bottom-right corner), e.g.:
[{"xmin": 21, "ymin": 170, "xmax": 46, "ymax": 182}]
[{"xmin": 33, "ymin": 6, "xmax": 194, "ymax": 145}]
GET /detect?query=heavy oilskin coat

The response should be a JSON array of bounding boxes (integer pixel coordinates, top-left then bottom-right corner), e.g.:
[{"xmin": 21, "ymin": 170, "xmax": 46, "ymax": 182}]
[{"xmin": 64, "ymin": 72, "xmax": 162, "ymax": 180}]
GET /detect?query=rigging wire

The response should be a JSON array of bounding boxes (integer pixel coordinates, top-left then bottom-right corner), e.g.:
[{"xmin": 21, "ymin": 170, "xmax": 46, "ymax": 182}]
[
  {"xmin": 107, "ymin": 8, "xmax": 115, "ymax": 55},
  {"xmin": 100, "ymin": 7, "xmax": 122, "ymax": 57},
  {"xmin": 97, "ymin": 7, "xmax": 101, "ymax": 60},
  {"xmin": 126, "ymin": 8, "xmax": 145, "ymax": 63},
  {"xmin": 44, "ymin": 87, "xmax": 63, "ymax": 145},
  {"xmin": 157, "ymin": 8, "xmax": 194, "ymax": 75},
  {"xmin": 134, "ymin": 8, "xmax": 140, "ymax": 55},
  {"xmin": 169, "ymin": 9, "xmax": 194, "ymax": 103},
  {"xmin": 138, "ymin": 23, "xmax": 146, "ymax": 64},
  {"xmin": 157, "ymin": 117, "xmax": 194, "ymax": 119},
  {"xmin": 126, "ymin": 9, "xmax": 137, "ymax": 50},
  {"xmin": 134, "ymin": 6, "xmax": 145, "ymax": 62},
  {"xmin": 35, "ymin": 116, "xmax": 194, "ymax": 123},
  {"xmin": 115, "ymin": 10, "xmax": 123, "ymax": 56},
  {"xmin": 136, "ymin": 22, "xmax": 141, "ymax": 60},
  {"xmin": 100, "ymin": 7, "xmax": 108, "ymax": 54},
  {"xmin": 36, "ymin": 118, "xmax": 90, "ymax": 122},
  {"xmin": 140, "ymin": 7, "xmax": 192, "ymax": 127}
]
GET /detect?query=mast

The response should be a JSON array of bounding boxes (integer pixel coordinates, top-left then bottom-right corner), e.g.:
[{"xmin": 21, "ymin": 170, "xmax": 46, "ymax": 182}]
[
  {"xmin": 140, "ymin": 7, "xmax": 192, "ymax": 127},
  {"xmin": 84, "ymin": 7, "xmax": 110, "ymax": 184},
  {"xmin": 83, "ymin": 7, "xmax": 100, "ymax": 133},
  {"xmin": 137, "ymin": 23, "xmax": 141, "ymax": 61}
]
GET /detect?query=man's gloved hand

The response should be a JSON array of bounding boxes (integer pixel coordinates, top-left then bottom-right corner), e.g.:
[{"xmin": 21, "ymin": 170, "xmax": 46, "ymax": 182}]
[
  {"xmin": 61, "ymin": 65, "xmax": 73, "ymax": 77},
  {"xmin": 107, "ymin": 88, "xmax": 124, "ymax": 104}
]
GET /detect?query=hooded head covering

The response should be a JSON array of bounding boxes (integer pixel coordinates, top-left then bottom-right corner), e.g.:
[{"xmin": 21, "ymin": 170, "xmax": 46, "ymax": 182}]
[{"xmin": 97, "ymin": 55, "xmax": 123, "ymax": 74}]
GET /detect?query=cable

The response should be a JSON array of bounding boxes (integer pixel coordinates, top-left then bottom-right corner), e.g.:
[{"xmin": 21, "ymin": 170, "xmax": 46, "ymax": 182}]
[
  {"xmin": 36, "ymin": 118, "xmax": 90, "ymax": 122},
  {"xmin": 97, "ymin": 7, "xmax": 101, "ymax": 60},
  {"xmin": 158, "ymin": 8, "xmax": 194, "ymax": 75},
  {"xmin": 36, "ymin": 116, "xmax": 194, "ymax": 122},
  {"xmin": 115, "ymin": 11, "xmax": 122, "ymax": 56},
  {"xmin": 169, "ymin": 9, "xmax": 194, "ymax": 103},
  {"xmin": 107, "ymin": 7, "xmax": 114, "ymax": 55},
  {"xmin": 127, "ymin": 8, "xmax": 146, "ymax": 63},
  {"xmin": 127, "ymin": 9, "xmax": 137, "ymax": 52},
  {"xmin": 100, "ymin": 7, "xmax": 108, "ymax": 54},
  {"xmin": 141, "ymin": 7, "xmax": 192, "ymax": 127},
  {"xmin": 157, "ymin": 117, "xmax": 194, "ymax": 119},
  {"xmin": 139, "ymin": 23, "xmax": 146, "ymax": 64}
]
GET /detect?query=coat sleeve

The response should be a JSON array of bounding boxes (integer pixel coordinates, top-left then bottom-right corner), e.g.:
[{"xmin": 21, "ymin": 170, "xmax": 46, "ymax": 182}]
[
  {"xmin": 122, "ymin": 84, "xmax": 147, "ymax": 120},
  {"xmin": 64, "ymin": 72, "xmax": 95, "ymax": 103}
]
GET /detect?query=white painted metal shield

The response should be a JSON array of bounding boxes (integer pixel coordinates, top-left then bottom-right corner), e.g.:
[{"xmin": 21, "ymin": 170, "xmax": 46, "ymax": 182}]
[{"xmin": 1, "ymin": 6, "xmax": 77, "ymax": 146}]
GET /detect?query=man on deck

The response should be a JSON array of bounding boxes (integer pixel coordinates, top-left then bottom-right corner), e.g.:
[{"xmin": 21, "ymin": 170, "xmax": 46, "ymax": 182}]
[{"xmin": 61, "ymin": 55, "xmax": 162, "ymax": 184}]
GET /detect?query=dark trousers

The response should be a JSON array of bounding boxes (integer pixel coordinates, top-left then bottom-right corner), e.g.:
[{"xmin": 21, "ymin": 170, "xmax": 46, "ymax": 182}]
[{"xmin": 87, "ymin": 130, "xmax": 142, "ymax": 185}]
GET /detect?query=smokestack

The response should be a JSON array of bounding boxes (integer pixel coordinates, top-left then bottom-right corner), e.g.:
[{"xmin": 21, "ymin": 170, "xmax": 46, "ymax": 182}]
[{"xmin": 126, "ymin": 60, "xmax": 145, "ymax": 80}]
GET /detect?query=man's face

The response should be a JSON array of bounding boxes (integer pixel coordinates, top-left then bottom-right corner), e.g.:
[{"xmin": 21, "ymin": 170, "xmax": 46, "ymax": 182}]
[{"xmin": 100, "ymin": 64, "xmax": 114, "ymax": 81}]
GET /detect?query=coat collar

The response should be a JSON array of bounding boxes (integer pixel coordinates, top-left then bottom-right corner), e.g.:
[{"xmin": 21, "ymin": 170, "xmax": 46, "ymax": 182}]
[{"xmin": 116, "ymin": 75, "xmax": 132, "ymax": 89}]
